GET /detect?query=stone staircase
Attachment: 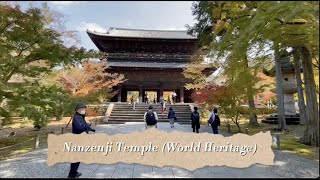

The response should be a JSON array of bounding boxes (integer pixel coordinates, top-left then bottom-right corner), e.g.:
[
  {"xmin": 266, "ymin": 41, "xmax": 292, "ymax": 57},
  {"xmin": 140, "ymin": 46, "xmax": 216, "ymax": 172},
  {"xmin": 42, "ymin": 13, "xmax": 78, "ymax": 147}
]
[{"xmin": 105, "ymin": 103, "xmax": 192, "ymax": 125}]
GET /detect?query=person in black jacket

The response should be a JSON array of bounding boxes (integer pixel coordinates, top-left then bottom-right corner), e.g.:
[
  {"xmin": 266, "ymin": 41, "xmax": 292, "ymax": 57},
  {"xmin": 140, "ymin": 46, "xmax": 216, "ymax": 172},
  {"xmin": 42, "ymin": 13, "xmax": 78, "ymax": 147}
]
[
  {"xmin": 68, "ymin": 102, "xmax": 95, "ymax": 178},
  {"xmin": 167, "ymin": 107, "xmax": 176, "ymax": 128},
  {"xmin": 191, "ymin": 107, "xmax": 200, "ymax": 133},
  {"xmin": 209, "ymin": 108, "xmax": 220, "ymax": 134}
]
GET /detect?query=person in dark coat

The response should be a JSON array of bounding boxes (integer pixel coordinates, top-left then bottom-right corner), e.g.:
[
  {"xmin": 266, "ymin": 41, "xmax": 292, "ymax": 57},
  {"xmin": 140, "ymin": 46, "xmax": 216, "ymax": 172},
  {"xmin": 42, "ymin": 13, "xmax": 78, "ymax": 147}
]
[
  {"xmin": 167, "ymin": 107, "xmax": 176, "ymax": 128},
  {"xmin": 208, "ymin": 108, "xmax": 220, "ymax": 134},
  {"xmin": 191, "ymin": 106, "xmax": 200, "ymax": 133},
  {"xmin": 68, "ymin": 102, "xmax": 95, "ymax": 178}
]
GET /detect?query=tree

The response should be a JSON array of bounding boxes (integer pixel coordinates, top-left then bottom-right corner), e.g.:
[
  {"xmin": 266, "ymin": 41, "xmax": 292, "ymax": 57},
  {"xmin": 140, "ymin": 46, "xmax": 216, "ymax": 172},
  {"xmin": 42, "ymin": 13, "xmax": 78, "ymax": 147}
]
[
  {"xmin": 300, "ymin": 47, "xmax": 319, "ymax": 146},
  {"xmin": 188, "ymin": 1, "xmax": 319, "ymax": 143},
  {"xmin": 58, "ymin": 61, "xmax": 125, "ymax": 102},
  {"xmin": 0, "ymin": 3, "xmax": 95, "ymax": 128},
  {"xmin": 274, "ymin": 46, "xmax": 287, "ymax": 132},
  {"xmin": 186, "ymin": 1, "xmax": 265, "ymax": 126},
  {"xmin": 292, "ymin": 47, "xmax": 307, "ymax": 125},
  {"xmin": 235, "ymin": 1, "xmax": 319, "ymax": 144}
]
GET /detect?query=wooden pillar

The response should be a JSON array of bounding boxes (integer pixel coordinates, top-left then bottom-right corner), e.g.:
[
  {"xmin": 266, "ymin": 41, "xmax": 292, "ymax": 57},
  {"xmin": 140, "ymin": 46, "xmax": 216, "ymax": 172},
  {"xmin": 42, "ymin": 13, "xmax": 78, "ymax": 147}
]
[
  {"xmin": 180, "ymin": 86, "xmax": 184, "ymax": 103},
  {"xmin": 117, "ymin": 85, "xmax": 122, "ymax": 102},
  {"xmin": 139, "ymin": 85, "xmax": 143, "ymax": 103},
  {"xmin": 157, "ymin": 90, "xmax": 160, "ymax": 102}
]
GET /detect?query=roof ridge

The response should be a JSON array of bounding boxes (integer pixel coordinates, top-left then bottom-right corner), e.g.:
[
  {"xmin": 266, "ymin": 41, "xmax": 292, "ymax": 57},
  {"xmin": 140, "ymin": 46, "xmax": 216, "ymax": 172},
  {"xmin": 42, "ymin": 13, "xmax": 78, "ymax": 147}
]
[{"xmin": 110, "ymin": 27, "xmax": 188, "ymax": 32}]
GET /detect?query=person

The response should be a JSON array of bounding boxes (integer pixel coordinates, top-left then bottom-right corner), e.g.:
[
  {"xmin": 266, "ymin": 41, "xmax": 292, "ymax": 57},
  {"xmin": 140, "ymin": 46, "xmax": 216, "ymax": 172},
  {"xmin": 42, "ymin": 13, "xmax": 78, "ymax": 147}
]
[
  {"xmin": 191, "ymin": 106, "xmax": 200, "ymax": 133},
  {"xmin": 68, "ymin": 102, "xmax": 95, "ymax": 178},
  {"xmin": 208, "ymin": 108, "xmax": 220, "ymax": 134},
  {"xmin": 144, "ymin": 105, "xmax": 158, "ymax": 129},
  {"xmin": 160, "ymin": 97, "xmax": 164, "ymax": 114},
  {"xmin": 144, "ymin": 93, "xmax": 148, "ymax": 104},
  {"xmin": 172, "ymin": 91, "xmax": 177, "ymax": 104},
  {"xmin": 161, "ymin": 100, "xmax": 167, "ymax": 114},
  {"xmin": 146, "ymin": 93, "xmax": 150, "ymax": 104},
  {"xmin": 167, "ymin": 95, "xmax": 171, "ymax": 105},
  {"xmin": 130, "ymin": 95, "xmax": 134, "ymax": 105},
  {"xmin": 133, "ymin": 97, "xmax": 139, "ymax": 110},
  {"xmin": 153, "ymin": 94, "xmax": 157, "ymax": 104},
  {"xmin": 167, "ymin": 107, "xmax": 176, "ymax": 128}
]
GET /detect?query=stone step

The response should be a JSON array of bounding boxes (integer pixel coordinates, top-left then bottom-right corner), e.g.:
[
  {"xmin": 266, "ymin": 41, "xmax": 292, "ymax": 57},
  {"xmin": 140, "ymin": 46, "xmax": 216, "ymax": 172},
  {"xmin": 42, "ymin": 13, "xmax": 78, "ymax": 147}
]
[
  {"xmin": 262, "ymin": 119, "xmax": 300, "ymax": 125},
  {"xmin": 111, "ymin": 110, "xmax": 191, "ymax": 113},
  {"xmin": 106, "ymin": 120, "xmax": 191, "ymax": 123},
  {"xmin": 112, "ymin": 109, "xmax": 191, "ymax": 112},
  {"xmin": 102, "ymin": 121, "xmax": 190, "ymax": 125},
  {"xmin": 114, "ymin": 104, "xmax": 190, "ymax": 109},
  {"xmin": 113, "ymin": 106, "xmax": 190, "ymax": 109},
  {"xmin": 111, "ymin": 113, "xmax": 191, "ymax": 117},
  {"xmin": 102, "ymin": 121, "xmax": 125, "ymax": 124},
  {"xmin": 108, "ymin": 116, "xmax": 191, "ymax": 120},
  {"xmin": 109, "ymin": 116, "xmax": 190, "ymax": 119},
  {"xmin": 106, "ymin": 103, "xmax": 192, "ymax": 124},
  {"xmin": 107, "ymin": 117, "xmax": 191, "ymax": 121},
  {"xmin": 112, "ymin": 111, "xmax": 190, "ymax": 114}
]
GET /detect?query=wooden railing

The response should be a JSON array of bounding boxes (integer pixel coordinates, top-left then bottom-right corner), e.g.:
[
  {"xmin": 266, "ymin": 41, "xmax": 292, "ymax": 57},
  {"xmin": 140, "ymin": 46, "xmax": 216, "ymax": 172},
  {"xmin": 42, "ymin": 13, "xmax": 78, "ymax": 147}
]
[{"xmin": 106, "ymin": 53, "xmax": 192, "ymax": 62}]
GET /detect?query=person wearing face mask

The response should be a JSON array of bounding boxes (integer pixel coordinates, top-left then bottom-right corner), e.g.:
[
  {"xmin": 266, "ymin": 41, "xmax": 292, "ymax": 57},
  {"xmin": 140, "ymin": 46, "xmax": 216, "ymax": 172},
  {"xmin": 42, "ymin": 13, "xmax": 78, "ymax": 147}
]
[{"xmin": 68, "ymin": 102, "xmax": 95, "ymax": 178}]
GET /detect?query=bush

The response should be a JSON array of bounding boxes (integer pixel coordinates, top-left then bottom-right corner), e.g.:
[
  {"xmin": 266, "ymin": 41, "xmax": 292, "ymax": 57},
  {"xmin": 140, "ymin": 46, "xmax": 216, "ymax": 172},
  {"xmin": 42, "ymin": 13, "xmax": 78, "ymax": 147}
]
[
  {"xmin": 23, "ymin": 106, "xmax": 49, "ymax": 129},
  {"xmin": 255, "ymin": 108, "xmax": 277, "ymax": 115},
  {"xmin": 85, "ymin": 106, "xmax": 107, "ymax": 116},
  {"xmin": 237, "ymin": 106, "xmax": 277, "ymax": 115}
]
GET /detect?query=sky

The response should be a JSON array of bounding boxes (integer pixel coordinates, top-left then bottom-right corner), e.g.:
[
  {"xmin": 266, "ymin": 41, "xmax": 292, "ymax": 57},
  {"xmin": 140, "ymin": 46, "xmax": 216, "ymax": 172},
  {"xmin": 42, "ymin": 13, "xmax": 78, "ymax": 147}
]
[{"xmin": 20, "ymin": 1, "xmax": 196, "ymax": 50}]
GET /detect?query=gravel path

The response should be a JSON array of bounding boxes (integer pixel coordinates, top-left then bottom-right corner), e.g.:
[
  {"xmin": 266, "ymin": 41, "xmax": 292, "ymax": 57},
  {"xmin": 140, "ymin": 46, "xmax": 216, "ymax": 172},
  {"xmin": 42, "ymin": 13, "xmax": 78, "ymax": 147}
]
[{"xmin": 0, "ymin": 123, "xmax": 318, "ymax": 178}]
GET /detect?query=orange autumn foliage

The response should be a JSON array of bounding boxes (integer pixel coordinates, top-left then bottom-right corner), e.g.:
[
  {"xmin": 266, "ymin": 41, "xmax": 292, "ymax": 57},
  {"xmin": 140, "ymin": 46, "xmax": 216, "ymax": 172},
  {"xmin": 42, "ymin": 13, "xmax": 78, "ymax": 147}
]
[{"xmin": 59, "ymin": 61, "xmax": 125, "ymax": 98}]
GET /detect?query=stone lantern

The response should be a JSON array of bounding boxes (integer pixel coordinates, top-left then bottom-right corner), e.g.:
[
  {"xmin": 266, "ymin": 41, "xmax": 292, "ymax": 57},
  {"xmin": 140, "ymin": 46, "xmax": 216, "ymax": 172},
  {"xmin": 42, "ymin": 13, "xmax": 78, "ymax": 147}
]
[
  {"xmin": 270, "ymin": 55, "xmax": 297, "ymax": 115},
  {"xmin": 262, "ymin": 52, "xmax": 300, "ymax": 124}
]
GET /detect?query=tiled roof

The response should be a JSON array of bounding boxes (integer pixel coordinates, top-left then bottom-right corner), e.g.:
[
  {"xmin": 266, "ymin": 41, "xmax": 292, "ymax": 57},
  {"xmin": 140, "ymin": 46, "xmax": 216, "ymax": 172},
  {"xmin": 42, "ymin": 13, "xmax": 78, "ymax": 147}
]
[
  {"xmin": 107, "ymin": 61, "xmax": 209, "ymax": 69},
  {"xmin": 87, "ymin": 27, "xmax": 197, "ymax": 40}
]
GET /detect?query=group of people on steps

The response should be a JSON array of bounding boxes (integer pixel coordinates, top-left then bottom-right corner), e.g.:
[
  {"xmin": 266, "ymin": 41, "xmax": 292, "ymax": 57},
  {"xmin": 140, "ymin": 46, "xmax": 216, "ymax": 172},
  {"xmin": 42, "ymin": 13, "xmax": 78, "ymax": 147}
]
[{"xmin": 130, "ymin": 91, "xmax": 177, "ymax": 111}]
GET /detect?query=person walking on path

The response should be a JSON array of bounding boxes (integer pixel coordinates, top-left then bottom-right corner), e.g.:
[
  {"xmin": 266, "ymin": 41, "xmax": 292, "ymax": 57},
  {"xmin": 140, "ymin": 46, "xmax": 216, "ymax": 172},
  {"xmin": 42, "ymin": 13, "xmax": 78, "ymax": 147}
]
[
  {"xmin": 208, "ymin": 108, "xmax": 220, "ymax": 134},
  {"xmin": 191, "ymin": 106, "xmax": 200, "ymax": 133},
  {"xmin": 144, "ymin": 105, "xmax": 158, "ymax": 129},
  {"xmin": 168, "ymin": 107, "xmax": 176, "ymax": 128},
  {"xmin": 68, "ymin": 102, "xmax": 95, "ymax": 178}
]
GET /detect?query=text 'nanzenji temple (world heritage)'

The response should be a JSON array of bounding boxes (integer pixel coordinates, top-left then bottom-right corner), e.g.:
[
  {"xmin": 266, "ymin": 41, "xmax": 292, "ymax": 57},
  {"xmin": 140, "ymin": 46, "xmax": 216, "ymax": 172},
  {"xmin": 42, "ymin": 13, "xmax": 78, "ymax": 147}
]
[{"xmin": 87, "ymin": 27, "xmax": 216, "ymax": 103}]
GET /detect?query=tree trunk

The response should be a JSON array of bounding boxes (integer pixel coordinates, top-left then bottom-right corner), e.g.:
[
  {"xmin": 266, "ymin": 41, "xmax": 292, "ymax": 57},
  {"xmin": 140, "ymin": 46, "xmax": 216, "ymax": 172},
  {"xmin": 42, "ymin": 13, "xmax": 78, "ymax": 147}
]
[
  {"xmin": 300, "ymin": 47, "xmax": 319, "ymax": 146},
  {"xmin": 292, "ymin": 48, "xmax": 307, "ymax": 125},
  {"xmin": 248, "ymin": 95, "xmax": 258, "ymax": 125},
  {"xmin": 274, "ymin": 45, "xmax": 286, "ymax": 132},
  {"xmin": 244, "ymin": 54, "xmax": 258, "ymax": 126},
  {"xmin": 234, "ymin": 112, "xmax": 242, "ymax": 133}
]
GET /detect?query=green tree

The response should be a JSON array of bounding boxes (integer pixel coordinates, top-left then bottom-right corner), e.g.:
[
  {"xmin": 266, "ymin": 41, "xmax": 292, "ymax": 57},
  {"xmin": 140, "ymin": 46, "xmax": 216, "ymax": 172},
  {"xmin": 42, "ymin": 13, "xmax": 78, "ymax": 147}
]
[
  {"xmin": 187, "ymin": 1, "xmax": 319, "ymax": 145},
  {"xmin": 186, "ymin": 1, "xmax": 266, "ymax": 126},
  {"xmin": 0, "ymin": 3, "xmax": 96, "ymax": 128}
]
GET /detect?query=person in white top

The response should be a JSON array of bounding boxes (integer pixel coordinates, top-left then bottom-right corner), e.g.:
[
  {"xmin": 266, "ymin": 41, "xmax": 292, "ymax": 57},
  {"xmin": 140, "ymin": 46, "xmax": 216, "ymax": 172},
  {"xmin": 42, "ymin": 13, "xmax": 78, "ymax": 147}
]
[
  {"xmin": 133, "ymin": 97, "xmax": 139, "ymax": 110},
  {"xmin": 144, "ymin": 105, "xmax": 158, "ymax": 129},
  {"xmin": 172, "ymin": 91, "xmax": 177, "ymax": 104}
]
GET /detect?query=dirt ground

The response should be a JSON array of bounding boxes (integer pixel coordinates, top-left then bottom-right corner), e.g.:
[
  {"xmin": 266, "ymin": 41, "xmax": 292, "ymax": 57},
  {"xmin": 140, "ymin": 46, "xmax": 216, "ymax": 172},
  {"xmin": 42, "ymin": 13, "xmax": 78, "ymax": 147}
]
[
  {"xmin": 0, "ymin": 116, "xmax": 104, "ymax": 161},
  {"xmin": 0, "ymin": 116, "xmax": 104, "ymax": 139}
]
